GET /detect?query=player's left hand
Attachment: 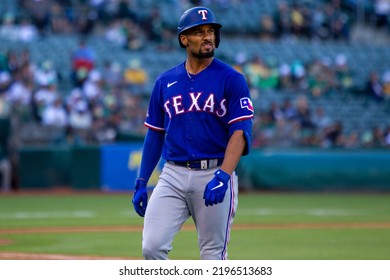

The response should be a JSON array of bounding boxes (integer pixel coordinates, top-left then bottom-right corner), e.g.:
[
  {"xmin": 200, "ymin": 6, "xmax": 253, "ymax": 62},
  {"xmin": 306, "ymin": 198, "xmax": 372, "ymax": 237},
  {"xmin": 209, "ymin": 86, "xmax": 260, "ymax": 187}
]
[
  {"xmin": 203, "ymin": 169, "xmax": 230, "ymax": 207},
  {"xmin": 132, "ymin": 179, "xmax": 148, "ymax": 217}
]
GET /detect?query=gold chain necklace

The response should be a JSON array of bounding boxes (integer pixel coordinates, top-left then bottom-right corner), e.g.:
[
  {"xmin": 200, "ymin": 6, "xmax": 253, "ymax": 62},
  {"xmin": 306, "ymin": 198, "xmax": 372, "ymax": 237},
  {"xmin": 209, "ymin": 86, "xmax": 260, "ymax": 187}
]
[{"xmin": 186, "ymin": 58, "xmax": 214, "ymax": 79}]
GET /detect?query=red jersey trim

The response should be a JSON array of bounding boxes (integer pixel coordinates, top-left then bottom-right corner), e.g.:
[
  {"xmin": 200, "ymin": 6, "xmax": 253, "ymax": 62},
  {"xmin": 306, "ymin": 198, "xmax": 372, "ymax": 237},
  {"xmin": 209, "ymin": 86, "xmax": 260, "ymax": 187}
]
[
  {"xmin": 228, "ymin": 114, "xmax": 254, "ymax": 125},
  {"xmin": 144, "ymin": 122, "xmax": 165, "ymax": 131}
]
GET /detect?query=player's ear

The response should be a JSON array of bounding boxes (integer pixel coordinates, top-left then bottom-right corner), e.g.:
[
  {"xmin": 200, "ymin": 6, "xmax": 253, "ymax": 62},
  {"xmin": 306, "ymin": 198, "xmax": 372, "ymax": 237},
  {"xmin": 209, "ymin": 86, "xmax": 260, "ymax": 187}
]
[{"xmin": 180, "ymin": 35, "xmax": 188, "ymax": 47}]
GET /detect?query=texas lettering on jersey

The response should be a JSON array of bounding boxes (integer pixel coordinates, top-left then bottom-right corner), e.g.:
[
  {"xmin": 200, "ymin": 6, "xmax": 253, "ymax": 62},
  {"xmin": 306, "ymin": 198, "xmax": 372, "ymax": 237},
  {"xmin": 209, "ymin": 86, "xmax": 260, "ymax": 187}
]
[
  {"xmin": 144, "ymin": 59, "xmax": 253, "ymax": 160},
  {"xmin": 163, "ymin": 92, "xmax": 227, "ymax": 119}
]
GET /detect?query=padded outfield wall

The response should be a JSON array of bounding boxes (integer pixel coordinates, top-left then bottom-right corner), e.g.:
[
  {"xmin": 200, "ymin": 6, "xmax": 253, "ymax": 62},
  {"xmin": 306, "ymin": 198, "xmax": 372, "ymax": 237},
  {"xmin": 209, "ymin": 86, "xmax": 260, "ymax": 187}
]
[
  {"xmin": 16, "ymin": 145, "xmax": 390, "ymax": 192},
  {"xmin": 236, "ymin": 148, "xmax": 390, "ymax": 192}
]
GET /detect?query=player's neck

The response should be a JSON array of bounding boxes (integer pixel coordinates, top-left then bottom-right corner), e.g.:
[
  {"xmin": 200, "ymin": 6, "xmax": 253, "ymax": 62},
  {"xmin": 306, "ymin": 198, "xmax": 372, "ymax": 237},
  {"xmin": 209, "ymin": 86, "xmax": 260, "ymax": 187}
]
[{"xmin": 185, "ymin": 57, "xmax": 214, "ymax": 75}]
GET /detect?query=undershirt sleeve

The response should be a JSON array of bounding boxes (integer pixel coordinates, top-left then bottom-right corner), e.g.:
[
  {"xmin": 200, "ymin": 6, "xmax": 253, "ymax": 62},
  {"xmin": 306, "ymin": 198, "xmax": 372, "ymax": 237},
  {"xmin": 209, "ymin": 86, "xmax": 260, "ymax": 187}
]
[{"xmin": 138, "ymin": 128, "xmax": 165, "ymax": 182}]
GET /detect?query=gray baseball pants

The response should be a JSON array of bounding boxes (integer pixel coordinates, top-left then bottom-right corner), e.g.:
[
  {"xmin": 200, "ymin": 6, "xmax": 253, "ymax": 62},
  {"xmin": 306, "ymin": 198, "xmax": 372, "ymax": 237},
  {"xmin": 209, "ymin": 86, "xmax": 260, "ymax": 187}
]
[{"xmin": 142, "ymin": 162, "xmax": 238, "ymax": 260}]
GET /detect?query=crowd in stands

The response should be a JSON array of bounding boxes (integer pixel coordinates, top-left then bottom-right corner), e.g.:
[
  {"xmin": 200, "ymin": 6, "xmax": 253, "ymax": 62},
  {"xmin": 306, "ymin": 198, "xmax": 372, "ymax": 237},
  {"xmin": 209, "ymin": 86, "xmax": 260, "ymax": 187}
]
[
  {"xmin": 251, "ymin": 94, "xmax": 390, "ymax": 149},
  {"xmin": 1, "ymin": 43, "xmax": 389, "ymax": 149},
  {"xmin": 233, "ymin": 48, "xmax": 390, "ymax": 105},
  {"xmin": 260, "ymin": 0, "xmax": 351, "ymax": 41},
  {"xmin": 1, "ymin": 0, "xmax": 382, "ymax": 44},
  {"xmin": 0, "ymin": 0, "xmax": 390, "ymax": 151},
  {"xmin": 0, "ymin": 43, "xmax": 148, "ymax": 145}
]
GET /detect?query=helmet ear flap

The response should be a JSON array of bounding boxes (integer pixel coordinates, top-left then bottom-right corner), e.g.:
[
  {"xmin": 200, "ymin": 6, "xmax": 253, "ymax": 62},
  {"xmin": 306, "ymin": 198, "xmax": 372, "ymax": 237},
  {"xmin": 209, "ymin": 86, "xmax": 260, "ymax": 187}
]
[{"xmin": 215, "ymin": 29, "xmax": 221, "ymax": 48}]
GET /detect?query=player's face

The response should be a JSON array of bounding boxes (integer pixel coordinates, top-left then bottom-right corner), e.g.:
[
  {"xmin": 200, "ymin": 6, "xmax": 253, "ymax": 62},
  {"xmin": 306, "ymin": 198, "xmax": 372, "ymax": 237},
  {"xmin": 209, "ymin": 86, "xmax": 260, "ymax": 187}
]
[{"xmin": 183, "ymin": 25, "xmax": 216, "ymax": 58}]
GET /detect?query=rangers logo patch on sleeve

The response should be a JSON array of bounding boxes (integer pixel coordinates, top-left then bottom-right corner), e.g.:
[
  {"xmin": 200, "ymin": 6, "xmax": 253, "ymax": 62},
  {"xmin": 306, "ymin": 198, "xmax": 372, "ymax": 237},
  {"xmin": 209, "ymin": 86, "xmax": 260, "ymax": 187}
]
[{"xmin": 240, "ymin": 97, "xmax": 254, "ymax": 112}]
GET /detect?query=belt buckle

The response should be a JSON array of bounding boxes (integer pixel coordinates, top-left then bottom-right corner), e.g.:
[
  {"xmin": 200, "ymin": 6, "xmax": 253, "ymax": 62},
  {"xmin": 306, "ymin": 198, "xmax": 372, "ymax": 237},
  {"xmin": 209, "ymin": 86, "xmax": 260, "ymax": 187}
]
[{"xmin": 186, "ymin": 161, "xmax": 191, "ymax": 169}]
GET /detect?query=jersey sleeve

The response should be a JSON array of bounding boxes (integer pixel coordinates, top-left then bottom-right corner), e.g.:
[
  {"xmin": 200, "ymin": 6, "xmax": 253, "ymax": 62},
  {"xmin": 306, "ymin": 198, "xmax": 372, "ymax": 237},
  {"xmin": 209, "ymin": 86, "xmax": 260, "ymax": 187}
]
[
  {"xmin": 144, "ymin": 79, "xmax": 165, "ymax": 131},
  {"xmin": 226, "ymin": 72, "xmax": 254, "ymax": 125},
  {"xmin": 226, "ymin": 71, "xmax": 254, "ymax": 155}
]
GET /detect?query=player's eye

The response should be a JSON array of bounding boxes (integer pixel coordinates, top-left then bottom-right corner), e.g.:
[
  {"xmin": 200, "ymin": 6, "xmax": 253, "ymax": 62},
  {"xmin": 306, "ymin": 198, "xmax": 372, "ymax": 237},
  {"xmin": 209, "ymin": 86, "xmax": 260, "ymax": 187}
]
[{"xmin": 193, "ymin": 29, "xmax": 203, "ymax": 35}]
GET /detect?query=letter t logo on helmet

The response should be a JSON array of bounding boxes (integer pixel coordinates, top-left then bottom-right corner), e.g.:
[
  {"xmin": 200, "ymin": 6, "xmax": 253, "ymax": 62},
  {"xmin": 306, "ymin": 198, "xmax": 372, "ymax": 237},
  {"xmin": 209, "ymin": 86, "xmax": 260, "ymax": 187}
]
[
  {"xmin": 198, "ymin": 10, "xmax": 208, "ymax": 20},
  {"xmin": 177, "ymin": 6, "xmax": 222, "ymax": 48}
]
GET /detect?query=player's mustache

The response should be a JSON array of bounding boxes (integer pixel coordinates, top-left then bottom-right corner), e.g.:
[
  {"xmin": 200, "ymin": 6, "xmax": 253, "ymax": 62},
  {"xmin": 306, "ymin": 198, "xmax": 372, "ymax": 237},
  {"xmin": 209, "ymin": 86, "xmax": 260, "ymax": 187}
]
[{"xmin": 201, "ymin": 40, "xmax": 213, "ymax": 46}]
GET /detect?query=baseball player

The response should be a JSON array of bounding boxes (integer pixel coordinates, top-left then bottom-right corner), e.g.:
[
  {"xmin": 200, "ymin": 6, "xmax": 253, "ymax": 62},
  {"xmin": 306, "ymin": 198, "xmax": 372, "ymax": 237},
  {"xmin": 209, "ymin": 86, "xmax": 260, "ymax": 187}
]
[{"xmin": 132, "ymin": 6, "xmax": 254, "ymax": 260}]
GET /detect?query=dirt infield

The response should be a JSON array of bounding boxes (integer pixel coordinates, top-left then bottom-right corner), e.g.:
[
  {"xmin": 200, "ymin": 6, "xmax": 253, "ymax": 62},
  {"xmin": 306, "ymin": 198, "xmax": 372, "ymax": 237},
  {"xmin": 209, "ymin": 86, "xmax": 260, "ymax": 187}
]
[
  {"xmin": 1, "ymin": 222, "xmax": 390, "ymax": 235},
  {"xmin": 0, "ymin": 252, "xmax": 130, "ymax": 260},
  {"xmin": 1, "ymin": 222, "xmax": 390, "ymax": 259}
]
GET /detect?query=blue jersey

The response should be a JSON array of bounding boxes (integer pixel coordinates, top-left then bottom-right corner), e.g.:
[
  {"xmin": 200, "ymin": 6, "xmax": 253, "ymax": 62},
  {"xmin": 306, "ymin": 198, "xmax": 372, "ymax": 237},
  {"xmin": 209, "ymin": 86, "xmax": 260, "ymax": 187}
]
[{"xmin": 144, "ymin": 58, "xmax": 254, "ymax": 161}]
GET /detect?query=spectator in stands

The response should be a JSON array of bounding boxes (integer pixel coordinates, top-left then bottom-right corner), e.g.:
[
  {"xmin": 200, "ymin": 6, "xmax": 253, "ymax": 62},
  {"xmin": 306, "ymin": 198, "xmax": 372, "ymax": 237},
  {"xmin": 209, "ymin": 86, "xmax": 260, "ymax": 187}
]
[
  {"xmin": 34, "ymin": 60, "xmax": 61, "ymax": 88},
  {"xmin": 49, "ymin": 1, "xmax": 73, "ymax": 34},
  {"xmin": 361, "ymin": 125, "xmax": 385, "ymax": 148},
  {"xmin": 334, "ymin": 53, "xmax": 354, "ymax": 92},
  {"xmin": 116, "ymin": 0, "xmax": 139, "ymax": 23},
  {"xmin": 273, "ymin": 1, "xmax": 291, "ymax": 39},
  {"xmin": 307, "ymin": 57, "xmax": 335, "ymax": 98},
  {"xmin": 327, "ymin": 2, "xmax": 351, "ymax": 41},
  {"xmin": 33, "ymin": 80, "xmax": 60, "ymax": 107},
  {"xmin": 312, "ymin": 106, "xmax": 332, "ymax": 133},
  {"xmin": 252, "ymin": 110, "xmax": 275, "ymax": 148},
  {"xmin": 101, "ymin": 60, "xmax": 123, "ymax": 89},
  {"xmin": 104, "ymin": 19, "xmax": 128, "ymax": 47},
  {"xmin": 117, "ymin": 95, "xmax": 147, "ymax": 136},
  {"xmin": 123, "ymin": 19, "xmax": 147, "ymax": 51},
  {"xmin": 0, "ymin": 119, "xmax": 11, "ymax": 192},
  {"xmin": 68, "ymin": 99, "xmax": 93, "ymax": 145},
  {"xmin": 18, "ymin": 16, "xmax": 38, "ymax": 42},
  {"xmin": 271, "ymin": 117, "xmax": 300, "ymax": 147},
  {"xmin": 311, "ymin": 3, "xmax": 330, "ymax": 40},
  {"xmin": 82, "ymin": 69, "xmax": 104, "ymax": 102},
  {"xmin": 0, "ymin": 13, "xmax": 19, "ymax": 41},
  {"xmin": 33, "ymin": 81, "xmax": 61, "ymax": 122},
  {"xmin": 365, "ymin": 71, "xmax": 384, "ymax": 102},
  {"xmin": 384, "ymin": 125, "xmax": 390, "ymax": 147},
  {"xmin": 0, "ymin": 72, "xmax": 12, "ymax": 117},
  {"xmin": 259, "ymin": 14, "xmax": 276, "ymax": 40},
  {"xmin": 382, "ymin": 70, "xmax": 390, "ymax": 99},
  {"xmin": 280, "ymin": 97, "xmax": 297, "ymax": 120},
  {"xmin": 294, "ymin": 94, "xmax": 317, "ymax": 145},
  {"xmin": 123, "ymin": 58, "xmax": 148, "ymax": 95},
  {"xmin": 71, "ymin": 2, "xmax": 99, "ymax": 36},
  {"xmin": 374, "ymin": 0, "xmax": 390, "ymax": 29},
  {"xmin": 267, "ymin": 101, "xmax": 284, "ymax": 122},
  {"xmin": 142, "ymin": 8, "xmax": 165, "ymax": 43},
  {"xmin": 290, "ymin": 2, "xmax": 305, "ymax": 38},
  {"xmin": 155, "ymin": 28, "xmax": 176, "ymax": 51},
  {"xmin": 22, "ymin": 0, "xmax": 51, "ymax": 36},
  {"xmin": 5, "ymin": 49, "xmax": 31, "ymax": 76},
  {"xmin": 321, "ymin": 120, "xmax": 344, "ymax": 148},
  {"xmin": 277, "ymin": 63, "xmax": 293, "ymax": 90},
  {"xmin": 299, "ymin": 2, "xmax": 314, "ymax": 39},
  {"xmin": 294, "ymin": 94, "xmax": 315, "ymax": 130},
  {"xmin": 290, "ymin": 60, "xmax": 307, "ymax": 91},
  {"xmin": 343, "ymin": 130, "xmax": 360, "ymax": 149},
  {"xmin": 243, "ymin": 56, "xmax": 279, "ymax": 90},
  {"xmin": 71, "ymin": 39, "xmax": 96, "ymax": 87},
  {"xmin": 41, "ymin": 97, "xmax": 68, "ymax": 127},
  {"xmin": 6, "ymin": 70, "xmax": 34, "ymax": 120}
]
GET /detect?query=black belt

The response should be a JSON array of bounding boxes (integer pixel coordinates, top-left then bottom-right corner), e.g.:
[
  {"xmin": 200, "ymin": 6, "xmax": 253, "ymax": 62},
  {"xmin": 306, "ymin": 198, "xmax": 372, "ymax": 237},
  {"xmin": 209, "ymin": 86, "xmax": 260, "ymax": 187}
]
[{"xmin": 168, "ymin": 158, "xmax": 223, "ymax": 170}]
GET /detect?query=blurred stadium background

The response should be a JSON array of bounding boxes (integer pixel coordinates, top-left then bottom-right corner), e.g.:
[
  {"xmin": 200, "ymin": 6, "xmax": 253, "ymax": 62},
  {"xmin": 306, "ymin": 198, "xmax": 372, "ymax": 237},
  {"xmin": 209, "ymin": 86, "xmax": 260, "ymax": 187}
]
[{"xmin": 1, "ymin": 0, "xmax": 390, "ymax": 192}]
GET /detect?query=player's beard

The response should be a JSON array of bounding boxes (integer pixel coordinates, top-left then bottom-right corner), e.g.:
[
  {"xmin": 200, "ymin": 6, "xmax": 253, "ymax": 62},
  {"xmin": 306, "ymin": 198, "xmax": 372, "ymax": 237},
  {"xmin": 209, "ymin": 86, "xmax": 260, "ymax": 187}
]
[{"xmin": 193, "ymin": 48, "xmax": 214, "ymax": 59}]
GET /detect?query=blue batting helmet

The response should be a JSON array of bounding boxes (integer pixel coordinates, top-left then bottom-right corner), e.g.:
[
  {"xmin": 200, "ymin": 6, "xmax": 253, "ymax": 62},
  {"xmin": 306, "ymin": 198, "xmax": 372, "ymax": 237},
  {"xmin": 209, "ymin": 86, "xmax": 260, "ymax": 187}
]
[{"xmin": 177, "ymin": 6, "xmax": 222, "ymax": 48}]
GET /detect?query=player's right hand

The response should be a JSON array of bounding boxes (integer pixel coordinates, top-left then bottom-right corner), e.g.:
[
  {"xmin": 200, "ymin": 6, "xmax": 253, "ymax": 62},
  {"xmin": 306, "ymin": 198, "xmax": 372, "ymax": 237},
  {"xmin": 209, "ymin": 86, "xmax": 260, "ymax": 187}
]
[{"xmin": 132, "ymin": 179, "xmax": 148, "ymax": 217}]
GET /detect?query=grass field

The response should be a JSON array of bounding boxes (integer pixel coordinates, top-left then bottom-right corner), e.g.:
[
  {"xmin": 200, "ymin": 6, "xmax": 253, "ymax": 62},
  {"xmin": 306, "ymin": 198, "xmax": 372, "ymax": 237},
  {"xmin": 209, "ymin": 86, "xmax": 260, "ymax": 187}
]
[{"xmin": 0, "ymin": 192, "xmax": 389, "ymax": 260}]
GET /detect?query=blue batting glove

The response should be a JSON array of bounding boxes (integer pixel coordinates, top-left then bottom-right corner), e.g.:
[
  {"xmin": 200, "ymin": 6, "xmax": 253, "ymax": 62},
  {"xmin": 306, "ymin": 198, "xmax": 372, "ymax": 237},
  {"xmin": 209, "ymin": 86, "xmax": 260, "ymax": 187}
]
[
  {"xmin": 132, "ymin": 179, "xmax": 148, "ymax": 217},
  {"xmin": 203, "ymin": 169, "xmax": 230, "ymax": 207}
]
